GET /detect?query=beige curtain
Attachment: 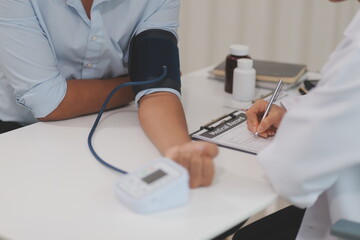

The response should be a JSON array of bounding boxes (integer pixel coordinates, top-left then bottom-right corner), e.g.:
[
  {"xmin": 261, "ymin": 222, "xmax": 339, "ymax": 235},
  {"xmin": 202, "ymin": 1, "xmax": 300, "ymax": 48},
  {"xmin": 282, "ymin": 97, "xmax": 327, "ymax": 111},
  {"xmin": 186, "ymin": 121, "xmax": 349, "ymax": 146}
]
[{"xmin": 179, "ymin": 0, "xmax": 359, "ymax": 74}]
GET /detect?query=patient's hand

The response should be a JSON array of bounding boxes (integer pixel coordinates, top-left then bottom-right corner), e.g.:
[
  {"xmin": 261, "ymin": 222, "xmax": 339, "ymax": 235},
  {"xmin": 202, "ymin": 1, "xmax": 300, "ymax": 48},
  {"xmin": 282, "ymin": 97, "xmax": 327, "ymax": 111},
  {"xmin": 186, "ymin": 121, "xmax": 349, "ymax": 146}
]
[{"xmin": 165, "ymin": 141, "xmax": 218, "ymax": 188}]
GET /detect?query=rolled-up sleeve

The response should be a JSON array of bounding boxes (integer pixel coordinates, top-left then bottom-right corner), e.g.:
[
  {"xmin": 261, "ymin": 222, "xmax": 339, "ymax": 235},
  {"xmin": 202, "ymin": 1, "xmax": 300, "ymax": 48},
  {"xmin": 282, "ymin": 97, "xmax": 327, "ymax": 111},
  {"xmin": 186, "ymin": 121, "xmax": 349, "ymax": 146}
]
[{"xmin": 0, "ymin": 0, "xmax": 66, "ymax": 118}]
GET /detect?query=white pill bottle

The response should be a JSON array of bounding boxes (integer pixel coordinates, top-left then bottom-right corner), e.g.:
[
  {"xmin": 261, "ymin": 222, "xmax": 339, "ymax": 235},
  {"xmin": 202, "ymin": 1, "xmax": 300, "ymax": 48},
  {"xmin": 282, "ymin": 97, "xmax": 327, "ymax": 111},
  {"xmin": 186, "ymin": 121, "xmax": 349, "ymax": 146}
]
[{"xmin": 232, "ymin": 58, "xmax": 256, "ymax": 102}]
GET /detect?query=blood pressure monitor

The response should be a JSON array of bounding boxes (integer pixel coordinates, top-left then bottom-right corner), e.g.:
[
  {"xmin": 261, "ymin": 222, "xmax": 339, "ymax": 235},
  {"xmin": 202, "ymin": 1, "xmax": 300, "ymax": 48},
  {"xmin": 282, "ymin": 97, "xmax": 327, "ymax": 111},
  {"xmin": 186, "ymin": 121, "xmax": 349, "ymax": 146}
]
[{"xmin": 114, "ymin": 157, "xmax": 189, "ymax": 214}]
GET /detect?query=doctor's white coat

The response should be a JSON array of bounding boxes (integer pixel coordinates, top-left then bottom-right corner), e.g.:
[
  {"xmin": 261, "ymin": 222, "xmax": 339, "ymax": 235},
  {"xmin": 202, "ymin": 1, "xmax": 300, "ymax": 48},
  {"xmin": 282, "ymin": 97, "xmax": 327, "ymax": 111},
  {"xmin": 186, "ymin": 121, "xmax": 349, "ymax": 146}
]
[{"xmin": 258, "ymin": 10, "xmax": 360, "ymax": 240}]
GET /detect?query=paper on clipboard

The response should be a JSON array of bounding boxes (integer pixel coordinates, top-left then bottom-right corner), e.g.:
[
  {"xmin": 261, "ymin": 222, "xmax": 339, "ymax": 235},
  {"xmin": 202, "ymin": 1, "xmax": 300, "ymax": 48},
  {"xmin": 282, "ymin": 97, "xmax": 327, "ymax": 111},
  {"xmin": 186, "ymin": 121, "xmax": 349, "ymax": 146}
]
[{"xmin": 191, "ymin": 110, "xmax": 273, "ymax": 154}]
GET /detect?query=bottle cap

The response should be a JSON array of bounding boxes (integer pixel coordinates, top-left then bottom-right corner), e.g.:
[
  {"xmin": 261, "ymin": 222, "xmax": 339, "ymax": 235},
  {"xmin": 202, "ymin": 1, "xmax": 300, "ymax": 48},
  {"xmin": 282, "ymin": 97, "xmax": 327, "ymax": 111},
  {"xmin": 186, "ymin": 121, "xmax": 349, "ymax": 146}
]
[
  {"xmin": 237, "ymin": 58, "xmax": 253, "ymax": 69},
  {"xmin": 229, "ymin": 44, "xmax": 249, "ymax": 56}
]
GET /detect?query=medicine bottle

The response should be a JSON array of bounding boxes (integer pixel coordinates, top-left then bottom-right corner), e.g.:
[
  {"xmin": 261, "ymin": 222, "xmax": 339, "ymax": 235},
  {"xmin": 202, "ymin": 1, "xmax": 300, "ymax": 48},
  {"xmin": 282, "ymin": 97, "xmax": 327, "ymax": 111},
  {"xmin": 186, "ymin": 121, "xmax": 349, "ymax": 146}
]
[
  {"xmin": 233, "ymin": 58, "xmax": 256, "ymax": 102},
  {"xmin": 225, "ymin": 44, "xmax": 251, "ymax": 93}
]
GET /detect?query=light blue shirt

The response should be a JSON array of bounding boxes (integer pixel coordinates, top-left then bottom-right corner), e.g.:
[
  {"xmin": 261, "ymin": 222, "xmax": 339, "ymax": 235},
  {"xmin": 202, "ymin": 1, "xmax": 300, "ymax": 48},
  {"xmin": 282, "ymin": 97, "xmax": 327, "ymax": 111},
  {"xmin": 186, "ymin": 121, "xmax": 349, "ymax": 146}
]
[{"xmin": 0, "ymin": 0, "xmax": 180, "ymax": 124}]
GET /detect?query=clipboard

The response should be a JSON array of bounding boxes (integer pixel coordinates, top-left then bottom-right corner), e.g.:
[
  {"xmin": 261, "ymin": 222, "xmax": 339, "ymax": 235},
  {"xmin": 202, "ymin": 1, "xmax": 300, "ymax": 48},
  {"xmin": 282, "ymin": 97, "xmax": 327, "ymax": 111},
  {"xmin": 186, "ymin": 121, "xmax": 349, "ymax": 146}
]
[{"xmin": 191, "ymin": 109, "xmax": 273, "ymax": 154}]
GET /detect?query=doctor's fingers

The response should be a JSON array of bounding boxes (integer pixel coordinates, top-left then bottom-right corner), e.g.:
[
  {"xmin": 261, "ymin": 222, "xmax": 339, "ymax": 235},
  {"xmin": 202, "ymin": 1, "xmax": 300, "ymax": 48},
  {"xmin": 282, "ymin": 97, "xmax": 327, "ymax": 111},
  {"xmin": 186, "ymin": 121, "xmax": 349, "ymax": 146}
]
[
  {"xmin": 257, "ymin": 109, "xmax": 284, "ymax": 134},
  {"xmin": 246, "ymin": 100, "xmax": 268, "ymax": 132},
  {"xmin": 257, "ymin": 126, "xmax": 277, "ymax": 139}
]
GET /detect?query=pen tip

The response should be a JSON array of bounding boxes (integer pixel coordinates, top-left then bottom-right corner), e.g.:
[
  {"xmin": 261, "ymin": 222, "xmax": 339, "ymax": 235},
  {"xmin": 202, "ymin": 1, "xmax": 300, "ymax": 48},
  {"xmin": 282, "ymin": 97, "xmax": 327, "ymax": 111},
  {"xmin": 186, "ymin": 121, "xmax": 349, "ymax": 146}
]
[{"xmin": 254, "ymin": 132, "xmax": 259, "ymax": 137}]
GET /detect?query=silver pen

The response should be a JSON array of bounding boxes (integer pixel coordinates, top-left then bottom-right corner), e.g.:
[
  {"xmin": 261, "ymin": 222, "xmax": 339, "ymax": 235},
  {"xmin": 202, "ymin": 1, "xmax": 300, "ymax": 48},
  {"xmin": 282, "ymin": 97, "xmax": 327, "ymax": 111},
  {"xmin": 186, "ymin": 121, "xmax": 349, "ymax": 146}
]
[{"xmin": 254, "ymin": 78, "xmax": 284, "ymax": 137}]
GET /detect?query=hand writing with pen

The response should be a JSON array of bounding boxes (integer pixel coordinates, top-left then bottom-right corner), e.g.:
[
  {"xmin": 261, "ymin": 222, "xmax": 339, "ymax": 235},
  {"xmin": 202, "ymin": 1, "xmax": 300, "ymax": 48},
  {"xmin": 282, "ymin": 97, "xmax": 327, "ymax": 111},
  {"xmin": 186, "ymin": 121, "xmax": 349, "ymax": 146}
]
[{"xmin": 246, "ymin": 99, "xmax": 287, "ymax": 138}]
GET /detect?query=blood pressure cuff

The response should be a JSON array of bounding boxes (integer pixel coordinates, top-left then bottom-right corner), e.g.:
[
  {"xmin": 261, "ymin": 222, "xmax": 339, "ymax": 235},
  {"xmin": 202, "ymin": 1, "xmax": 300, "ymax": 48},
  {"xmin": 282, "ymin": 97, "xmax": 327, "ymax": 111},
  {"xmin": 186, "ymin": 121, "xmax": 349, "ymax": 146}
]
[{"xmin": 129, "ymin": 29, "xmax": 181, "ymax": 96}]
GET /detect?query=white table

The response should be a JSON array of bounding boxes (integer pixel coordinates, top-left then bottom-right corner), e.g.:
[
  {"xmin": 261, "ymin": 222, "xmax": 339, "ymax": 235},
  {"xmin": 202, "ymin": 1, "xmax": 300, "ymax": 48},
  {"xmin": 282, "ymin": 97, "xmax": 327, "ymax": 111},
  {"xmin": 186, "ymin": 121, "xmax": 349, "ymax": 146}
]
[{"xmin": 0, "ymin": 68, "xmax": 277, "ymax": 240}]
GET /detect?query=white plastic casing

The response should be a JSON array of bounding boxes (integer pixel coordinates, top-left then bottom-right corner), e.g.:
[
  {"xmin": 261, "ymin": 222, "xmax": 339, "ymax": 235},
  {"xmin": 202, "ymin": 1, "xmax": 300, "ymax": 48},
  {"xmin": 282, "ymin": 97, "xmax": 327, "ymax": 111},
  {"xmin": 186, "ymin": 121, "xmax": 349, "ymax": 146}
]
[
  {"xmin": 233, "ymin": 58, "xmax": 256, "ymax": 102},
  {"xmin": 114, "ymin": 157, "xmax": 189, "ymax": 214}
]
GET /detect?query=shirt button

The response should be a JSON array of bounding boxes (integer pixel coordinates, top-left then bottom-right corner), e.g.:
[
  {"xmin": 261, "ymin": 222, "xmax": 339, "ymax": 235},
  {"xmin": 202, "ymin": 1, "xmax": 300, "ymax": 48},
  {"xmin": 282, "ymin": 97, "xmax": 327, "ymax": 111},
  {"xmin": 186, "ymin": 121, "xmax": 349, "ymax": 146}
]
[
  {"xmin": 91, "ymin": 36, "xmax": 98, "ymax": 41},
  {"xmin": 86, "ymin": 63, "xmax": 93, "ymax": 68}
]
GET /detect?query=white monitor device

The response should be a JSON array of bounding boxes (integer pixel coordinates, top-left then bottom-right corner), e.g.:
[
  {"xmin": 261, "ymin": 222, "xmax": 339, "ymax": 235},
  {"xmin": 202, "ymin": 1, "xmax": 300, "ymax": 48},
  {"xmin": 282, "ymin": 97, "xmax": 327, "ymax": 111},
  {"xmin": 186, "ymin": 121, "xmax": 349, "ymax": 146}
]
[{"xmin": 114, "ymin": 157, "xmax": 189, "ymax": 214}]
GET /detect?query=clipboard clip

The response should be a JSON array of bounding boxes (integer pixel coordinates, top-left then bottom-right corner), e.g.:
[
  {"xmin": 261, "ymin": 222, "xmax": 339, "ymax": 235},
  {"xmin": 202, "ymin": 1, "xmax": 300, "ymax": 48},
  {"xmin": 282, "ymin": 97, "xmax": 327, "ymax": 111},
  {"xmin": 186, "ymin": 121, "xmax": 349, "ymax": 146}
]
[{"xmin": 200, "ymin": 110, "xmax": 238, "ymax": 131}]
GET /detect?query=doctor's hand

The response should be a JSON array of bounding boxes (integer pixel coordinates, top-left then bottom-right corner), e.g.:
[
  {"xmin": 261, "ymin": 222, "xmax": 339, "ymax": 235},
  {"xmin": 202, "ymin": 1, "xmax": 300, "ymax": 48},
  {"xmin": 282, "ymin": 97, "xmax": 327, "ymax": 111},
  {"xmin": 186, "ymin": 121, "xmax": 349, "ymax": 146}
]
[
  {"xmin": 246, "ymin": 99, "xmax": 287, "ymax": 138},
  {"xmin": 165, "ymin": 141, "xmax": 218, "ymax": 189}
]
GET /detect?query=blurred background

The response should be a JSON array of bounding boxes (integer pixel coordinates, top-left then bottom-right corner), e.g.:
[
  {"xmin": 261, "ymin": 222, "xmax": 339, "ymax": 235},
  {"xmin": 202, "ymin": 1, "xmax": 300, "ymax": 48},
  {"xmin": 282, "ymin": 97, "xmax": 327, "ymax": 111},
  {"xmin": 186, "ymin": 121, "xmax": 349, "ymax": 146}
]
[{"xmin": 178, "ymin": 0, "xmax": 359, "ymax": 74}]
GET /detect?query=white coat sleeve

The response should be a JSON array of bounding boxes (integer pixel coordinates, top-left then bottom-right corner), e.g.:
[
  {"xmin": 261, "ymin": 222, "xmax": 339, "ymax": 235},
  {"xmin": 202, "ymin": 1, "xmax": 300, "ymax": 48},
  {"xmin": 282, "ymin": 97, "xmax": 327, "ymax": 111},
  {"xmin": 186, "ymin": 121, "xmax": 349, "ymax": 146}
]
[{"xmin": 257, "ymin": 34, "xmax": 360, "ymax": 209}]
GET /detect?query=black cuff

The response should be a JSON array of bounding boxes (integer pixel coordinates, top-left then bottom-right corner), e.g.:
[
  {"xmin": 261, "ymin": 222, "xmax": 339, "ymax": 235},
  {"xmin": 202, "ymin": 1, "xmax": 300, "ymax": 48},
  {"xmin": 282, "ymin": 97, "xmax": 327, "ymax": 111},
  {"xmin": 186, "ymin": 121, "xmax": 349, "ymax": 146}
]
[{"xmin": 129, "ymin": 29, "xmax": 181, "ymax": 95}]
